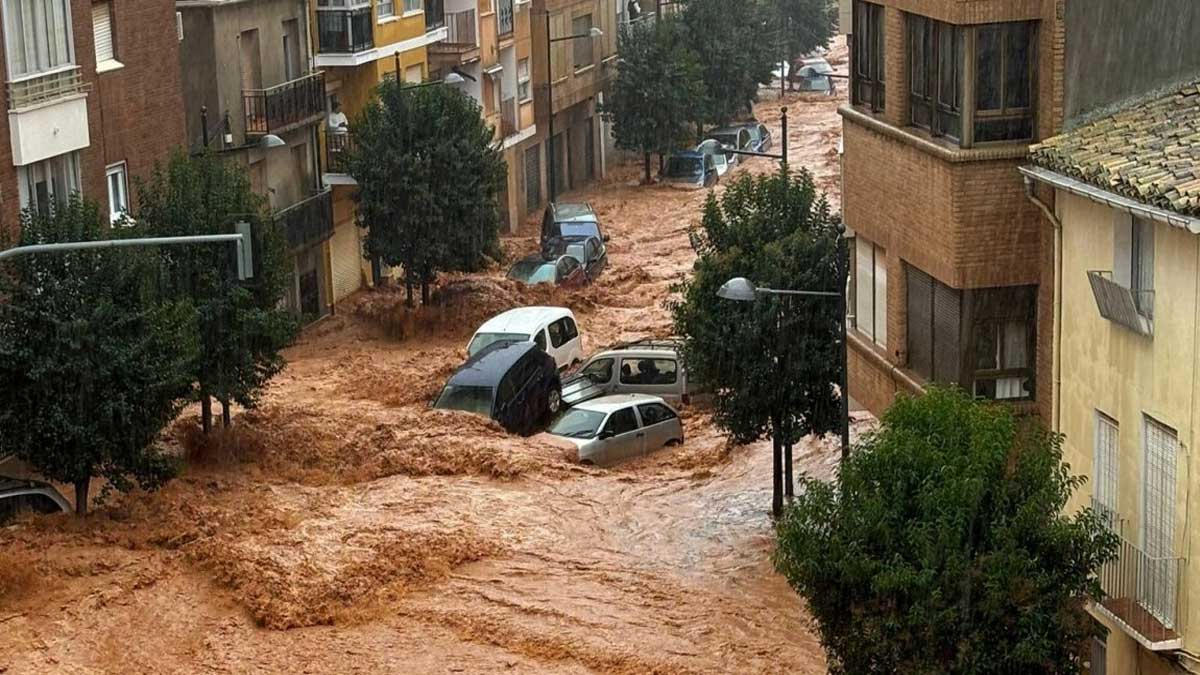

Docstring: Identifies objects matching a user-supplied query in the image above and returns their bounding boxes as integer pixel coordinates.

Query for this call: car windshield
[560,221,601,239]
[666,157,703,177]
[434,385,495,417]
[549,408,609,439]
[468,332,529,355]
[509,261,558,285]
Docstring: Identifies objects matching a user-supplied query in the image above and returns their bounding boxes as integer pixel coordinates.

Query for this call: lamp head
[443,72,466,84]
[717,277,758,302]
[589,27,604,37]
[260,134,286,149]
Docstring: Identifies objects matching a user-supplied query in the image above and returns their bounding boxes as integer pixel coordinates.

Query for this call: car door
[559,316,582,364]
[758,124,771,151]
[615,356,683,405]
[509,355,541,433]
[545,318,569,368]
[636,402,680,450]
[559,257,585,288]
[595,406,643,464]
[562,356,614,406]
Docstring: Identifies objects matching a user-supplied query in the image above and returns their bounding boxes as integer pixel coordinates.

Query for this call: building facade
[0,0,184,234]
[179,0,333,321]
[840,0,1064,420]
[314,0,446,303]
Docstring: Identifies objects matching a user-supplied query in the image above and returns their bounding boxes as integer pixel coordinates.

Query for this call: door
[636,402,679,449]
[330,222,364,302]
[1141,416,1179,627]
[282,19,301,81]
[545,317,580,368]
[240,29,263,91]
[595,407,643,464]
[616,357,681,403]
[562,357,615,405]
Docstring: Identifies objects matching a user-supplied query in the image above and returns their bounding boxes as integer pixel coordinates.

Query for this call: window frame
[19,151,81,216]
[851,0,885,113]
[92,1,119,68]
[403,0,422,15]
[377,0,395,19]
[1093,411,1119,530]
[603,407,639,436]
[517,57,531,102]
[972,21,1036,143]
[105,161,129,224]
[572,14,593,71]
[852,237,887,348]
[3,0,76,81]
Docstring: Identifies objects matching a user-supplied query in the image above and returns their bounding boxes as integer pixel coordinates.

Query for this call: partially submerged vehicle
[468,307,585,370]
[434,341,563,435]
[561,340,695,408]
[547,394,684,466]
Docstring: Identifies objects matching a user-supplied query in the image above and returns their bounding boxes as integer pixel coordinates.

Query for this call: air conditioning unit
[176,11,184,41]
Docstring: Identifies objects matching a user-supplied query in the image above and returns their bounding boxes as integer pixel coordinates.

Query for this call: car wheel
[547,387,563,416]
[666,438,683,447]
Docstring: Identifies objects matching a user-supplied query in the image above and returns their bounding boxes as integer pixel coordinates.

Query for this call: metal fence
[275,188,334,252]
[497,0,514,36]
[440,8,477,47]
[325,130,354,175]
[1097,531,1183,646]
[7,66,87,110]
[316,8,374,54]
[243,72,325,136]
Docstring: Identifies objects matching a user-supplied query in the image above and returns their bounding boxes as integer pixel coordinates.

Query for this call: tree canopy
[0,197,197,513]
[679,0,777,128]
[348,80,506,305]
[136,150,297,433]
[778,0,838,67]
[775,387,1119,674]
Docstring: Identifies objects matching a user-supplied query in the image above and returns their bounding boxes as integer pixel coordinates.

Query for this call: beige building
[1026,81,1200,674]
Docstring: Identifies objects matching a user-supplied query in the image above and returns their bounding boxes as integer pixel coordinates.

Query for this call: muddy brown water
[0,56,860,674]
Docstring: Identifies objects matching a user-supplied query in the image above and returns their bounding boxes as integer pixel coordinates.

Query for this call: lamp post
[544,19,603,202]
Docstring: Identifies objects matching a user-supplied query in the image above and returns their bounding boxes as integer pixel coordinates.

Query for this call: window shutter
[93,3,114,62]
[932,280,961,384]
[906,266,933,379]
[177,12,184,41]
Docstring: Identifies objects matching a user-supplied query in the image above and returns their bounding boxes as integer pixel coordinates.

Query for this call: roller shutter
[330,221,363,302]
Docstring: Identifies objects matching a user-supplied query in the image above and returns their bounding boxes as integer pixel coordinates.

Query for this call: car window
[548,319,567,348]
[582,358,614,383]
[585,239,599,261]
[619,358,679,385]
[637,402,678,426]
[563,317,578,341]
[602,407,639,436]
[534,330,547,351]
[561,257,580,277]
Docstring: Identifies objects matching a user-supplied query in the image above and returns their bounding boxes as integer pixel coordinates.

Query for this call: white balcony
[7,67,90,167]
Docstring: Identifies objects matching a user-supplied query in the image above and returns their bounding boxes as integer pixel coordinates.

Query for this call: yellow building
[312,0,447,302]
[1025,81,1200,674]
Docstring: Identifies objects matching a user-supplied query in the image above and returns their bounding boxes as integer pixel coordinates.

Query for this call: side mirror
[599,429,616,440]
[602,235,611,243]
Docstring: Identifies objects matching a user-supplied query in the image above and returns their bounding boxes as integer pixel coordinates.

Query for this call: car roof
[477,306,575,333]
[448,341,539,387]
[591,347,680,360]
[802,57,833,71]
[0,475,70,511]
[707,127,747,136]
[671,150,704,160]
[574,393,668,413]
[551,202,596,223]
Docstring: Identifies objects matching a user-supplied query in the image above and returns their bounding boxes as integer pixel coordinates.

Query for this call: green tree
[775,387,1119,674]
[136,150,297,433]
[778,0,838,76]
[670,167,845,515]
[0,197,197,514]
[348,80,505,306]
[603,18,706,183]
[680,0,776,128]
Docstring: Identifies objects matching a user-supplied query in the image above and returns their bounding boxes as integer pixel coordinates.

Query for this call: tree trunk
[643,152,652,184]
[201,395,213,435]
[74,478,90,516]
[784,436,794,500]
[771,417,783,518]
[405,272,415,309]
[421,277,431,305]
[221,398,232,428]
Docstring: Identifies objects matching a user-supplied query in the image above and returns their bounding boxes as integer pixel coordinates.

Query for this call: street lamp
[544,18,603,202]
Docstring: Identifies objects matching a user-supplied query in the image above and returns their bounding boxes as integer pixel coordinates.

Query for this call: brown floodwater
[0,49,860,675]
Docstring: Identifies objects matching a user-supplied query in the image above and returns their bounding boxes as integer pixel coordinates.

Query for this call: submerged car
[548,394,684,466]
[795,57,834,94]
[468,306,584,370]
[695,139,732,176]
[541,202,609,249]
[0,475,70,523]
[662,151,717,190]
[561,340,694,408]
[543,234,607,282]
[507,254,588,288]
[735,121,772,153]
[704,127,753,166]
[434,341,562,435]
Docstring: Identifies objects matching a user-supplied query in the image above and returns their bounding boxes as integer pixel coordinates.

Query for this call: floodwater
[0,47,858,675]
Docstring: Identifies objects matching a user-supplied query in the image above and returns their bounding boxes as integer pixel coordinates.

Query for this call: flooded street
[0,58,855,674]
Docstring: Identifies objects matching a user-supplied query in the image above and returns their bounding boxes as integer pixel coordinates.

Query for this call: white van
[468,307,585,370]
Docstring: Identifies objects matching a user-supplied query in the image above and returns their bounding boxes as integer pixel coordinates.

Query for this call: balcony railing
[497,0,514,37]
[275,188,334,252]
[1087,270,1154,337]
[325,129,354,175]
[500,97,518,137]
[1096,530,1184,650]
[425,0,445,31]
[317,7,374,54]
[243,72,326,137]
[7,66,87,110]
[431,9,477,50]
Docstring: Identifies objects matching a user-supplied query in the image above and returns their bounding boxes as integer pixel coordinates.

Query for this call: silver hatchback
[547,394,684,466]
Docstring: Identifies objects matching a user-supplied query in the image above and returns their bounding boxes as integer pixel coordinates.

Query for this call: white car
[547,394,684,466]
[467,306,585,370]
[695,139,731,176]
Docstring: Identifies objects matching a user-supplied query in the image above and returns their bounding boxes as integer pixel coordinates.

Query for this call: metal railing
[497,0,514,37]
[316,7,374,54]
[275,188,333,251]
[7,66,87,110]
[424,0,445,31]
[435,8,477,48]
[243,72,326,136]
[500,97,518,137]
[1096,530,1184,648]
[1087,270,1154,337]
[325,129,354,175]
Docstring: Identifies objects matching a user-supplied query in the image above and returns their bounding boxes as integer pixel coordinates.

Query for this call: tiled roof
[1030,80,1200,217]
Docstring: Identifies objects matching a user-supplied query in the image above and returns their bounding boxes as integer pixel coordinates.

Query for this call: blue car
[661,150,718,190]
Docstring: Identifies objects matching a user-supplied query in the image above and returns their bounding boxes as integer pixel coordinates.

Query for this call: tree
[136,150,297,433]
[671,167,845,515]
[348,80,505,306]
[0,197,198,514]
[680,0,776,129]
[775,387,1119,674]
[602,18,706,183]
[778,0,838,74]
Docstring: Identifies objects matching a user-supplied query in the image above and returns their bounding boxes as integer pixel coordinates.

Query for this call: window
[548,318,567,347]
[1093,412,1119,530]
[405,63,423,83]
[908,16,962,139]
[851,1,884,112]
[105,162,128,224]
[853,237,887,347]
[619,359,678,385]
[637,402,677,426]
[517,57,531,101]
[378,0,394,18]
[19,151,80,216]
[974,22,1035,142]
[4,0,73,79]
[906,265,962,386]
[1132,217,1155,319]
[1142,416,1179,627]
[534,330,547,351]
[282,19,301,80]
[602,408,639,436]
[404,0,421,13]
[572,14,593,70]
[1089,634,1107,675]
[581,358,613,384]
[92,2,117,67]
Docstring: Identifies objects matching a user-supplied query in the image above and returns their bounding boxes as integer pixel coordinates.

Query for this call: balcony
[324,129,356,183]
[429,9,478,56]
[275,188,334,252]
[6,66,90,167]
[316,7,374,55]
[500,97,518,137]
[243,72,326,138]
[1095,529,1184,651]
[425,0,445,32]
[1087,270,1154,337]
[497,0,514,37]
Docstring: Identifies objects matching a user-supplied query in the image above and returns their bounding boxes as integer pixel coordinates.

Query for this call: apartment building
[179,0,333,321]
[314,0,446,302]
[840,0,1063,419]
[427,0,539,229]
[0,0,184,234]
[531,0,617,205]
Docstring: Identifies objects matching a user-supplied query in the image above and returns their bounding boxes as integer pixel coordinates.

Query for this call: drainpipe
[1024,176,1063,434]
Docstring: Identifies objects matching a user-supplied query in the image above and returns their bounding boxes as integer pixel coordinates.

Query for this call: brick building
[0,0,184,234]
[840,0,1064,420]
